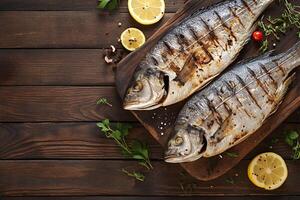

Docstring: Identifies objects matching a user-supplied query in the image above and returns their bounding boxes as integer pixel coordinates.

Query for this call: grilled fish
[123,0,274,110]
[165,41,300,163]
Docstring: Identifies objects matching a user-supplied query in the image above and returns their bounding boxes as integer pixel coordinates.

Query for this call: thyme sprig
[97,98,112,107]
[97,119,153,181]
[258,0,300,52]
[122,169,145,182]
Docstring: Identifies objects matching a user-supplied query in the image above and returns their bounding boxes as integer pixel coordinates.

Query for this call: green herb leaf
[284,130,300,159]
[225,152,239,158]
[97,0,110,9]
[225,177,235,184]
[271,138,279,145]
[97,98,112,107]
[287,130,299,140]
[258,0,300,52]
[97,0,119,10]
[122,169,145,182]
[96,118,153,179]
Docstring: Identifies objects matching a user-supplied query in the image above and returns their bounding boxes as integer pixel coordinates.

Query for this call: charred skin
[165,42,300,163]
[124,0,275,110]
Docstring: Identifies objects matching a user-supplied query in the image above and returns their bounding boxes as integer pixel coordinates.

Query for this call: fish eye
[133,81,143,92]
[175,136,183,145]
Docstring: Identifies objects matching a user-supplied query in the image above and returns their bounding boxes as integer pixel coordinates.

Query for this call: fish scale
[165,42,300,163]
[123,0,274,110]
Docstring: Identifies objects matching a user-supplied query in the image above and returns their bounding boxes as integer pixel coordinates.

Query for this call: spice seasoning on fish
[165,41,300,163]
[123,0,275,110]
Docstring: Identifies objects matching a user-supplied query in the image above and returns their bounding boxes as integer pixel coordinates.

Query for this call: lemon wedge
[128,0,165,25]
[248,152,288,190]
[120,28,146,51]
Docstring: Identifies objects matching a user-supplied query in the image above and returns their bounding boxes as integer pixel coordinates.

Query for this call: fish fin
[265,73,296,118]
[280,41,300,73]
[235,49,275,67]
[275,72,296,103]
[174,54,197,85]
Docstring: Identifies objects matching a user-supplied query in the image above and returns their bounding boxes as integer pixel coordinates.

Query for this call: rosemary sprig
[258,0,300,52]
[122,169,145,182]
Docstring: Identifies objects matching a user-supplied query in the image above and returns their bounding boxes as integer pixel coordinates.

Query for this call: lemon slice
[120,28,146,51]
[248,152,288,190]
[128,0,165,25]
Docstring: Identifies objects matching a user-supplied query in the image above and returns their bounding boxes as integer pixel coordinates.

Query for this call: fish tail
[281,41,300,73]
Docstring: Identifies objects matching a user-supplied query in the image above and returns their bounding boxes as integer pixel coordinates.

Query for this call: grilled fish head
[123,68,167,110]
[165,120,207,163]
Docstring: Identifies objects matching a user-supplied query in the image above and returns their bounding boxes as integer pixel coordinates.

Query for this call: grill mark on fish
[273,60,286,76]
[213,87,232,115]
[157,1,257,78]
[203,96,223,125]
[251,0,258,5]
[151,56,159,66]
[200,17,223,50]
[188,26,214,64]
[234,73,262,110]
[163,41,174,55]
[169,61,181,75]
[259,63,278,88]
[174,54,197,85]
[188,26,200,41]
[246,67,273,100]
[223,80,251,117]
[228,6,245,28]
[241,0,255,16]
[214,11,237,42]
[160,52,168,64]
[176,34,190,47]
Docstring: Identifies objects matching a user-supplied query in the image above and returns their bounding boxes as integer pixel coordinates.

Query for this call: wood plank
[0,123,163,159]
[0,86,135,122]
[0,160,299,196]
[0,0,185,12]
[0,122,298,160]
[0,86,299,122]
[3,196,300,200]
[0,49,116,86]
[0,12,172,48]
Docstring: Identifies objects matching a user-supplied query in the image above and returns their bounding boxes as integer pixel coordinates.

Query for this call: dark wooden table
[0,0,299,199]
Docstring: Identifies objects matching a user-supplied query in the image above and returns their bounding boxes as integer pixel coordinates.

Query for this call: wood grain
[0,0,186,12]
[0,49,116,86]
[0,160,300,196]
[0,12,172,48]
[3,197,300,200]
[0,86,134,122]
[0,86,298,123]
[0,122,163,159]
[0,122,298,160]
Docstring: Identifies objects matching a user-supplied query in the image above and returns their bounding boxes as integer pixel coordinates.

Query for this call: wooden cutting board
[116,0,300,181]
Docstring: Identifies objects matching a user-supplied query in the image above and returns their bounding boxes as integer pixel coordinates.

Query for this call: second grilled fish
[123,0,274,110]
[165,41,300,163]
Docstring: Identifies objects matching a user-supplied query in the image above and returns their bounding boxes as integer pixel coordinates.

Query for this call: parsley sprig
[97,119,153,180]
[258,0,300,52]
[284,130,300,160]
[97,0,119,10]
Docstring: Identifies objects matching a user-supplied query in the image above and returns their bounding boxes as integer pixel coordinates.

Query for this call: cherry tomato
[252,31,264,42]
